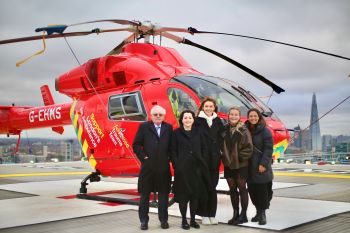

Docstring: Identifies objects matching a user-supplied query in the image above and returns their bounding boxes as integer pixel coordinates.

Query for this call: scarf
[229,121,243,135]
[198,110,217,127]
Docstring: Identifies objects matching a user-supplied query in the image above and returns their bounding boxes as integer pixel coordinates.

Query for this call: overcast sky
[0,0,349,139]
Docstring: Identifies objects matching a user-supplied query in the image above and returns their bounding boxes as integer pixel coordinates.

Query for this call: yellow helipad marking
[0,172,90,178]
[275,172,350,179]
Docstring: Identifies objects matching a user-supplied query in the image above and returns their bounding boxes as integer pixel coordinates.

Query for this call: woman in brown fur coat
[222,107,253,225]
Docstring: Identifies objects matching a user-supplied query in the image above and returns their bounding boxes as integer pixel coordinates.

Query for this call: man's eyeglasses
[152,113,164,117]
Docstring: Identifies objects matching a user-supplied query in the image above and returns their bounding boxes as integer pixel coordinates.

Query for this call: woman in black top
[245,108,274,225]
[171,110,210,230]
[195,97,224,225]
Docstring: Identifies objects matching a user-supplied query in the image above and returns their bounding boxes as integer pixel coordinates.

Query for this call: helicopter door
[167,87,199,122]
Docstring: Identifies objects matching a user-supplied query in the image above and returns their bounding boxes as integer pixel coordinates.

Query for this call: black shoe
[259,210,266,225]
[182,220,190,230]
[140,222,148,230]
[236,212,248,224]
[190,220,200,229]
[161,222,169,229]
[251,209,260,222]
[228,209,239,225]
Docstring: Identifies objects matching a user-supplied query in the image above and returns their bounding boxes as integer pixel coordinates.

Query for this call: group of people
[132,97,274,230]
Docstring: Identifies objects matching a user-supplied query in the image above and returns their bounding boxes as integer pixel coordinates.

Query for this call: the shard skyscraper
[310,93,322,151]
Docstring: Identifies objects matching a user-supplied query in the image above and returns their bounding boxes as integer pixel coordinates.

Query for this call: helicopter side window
[108,92,147,121]
[168,88,198,121]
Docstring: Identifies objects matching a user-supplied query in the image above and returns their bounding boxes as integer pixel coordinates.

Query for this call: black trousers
[202,170,219,217]
[139,192,169,223]
[248,182,272,210]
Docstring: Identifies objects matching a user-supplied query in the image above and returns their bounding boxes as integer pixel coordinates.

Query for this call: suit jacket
[132,121,173,194]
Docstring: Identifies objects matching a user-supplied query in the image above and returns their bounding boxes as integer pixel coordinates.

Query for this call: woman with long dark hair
[171,110,210,230]
[246,108,274,225]
[222,107,253,225]
[195,97,224,225]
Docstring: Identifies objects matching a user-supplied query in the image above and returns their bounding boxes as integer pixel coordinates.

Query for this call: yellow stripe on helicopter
[273,139,289,159]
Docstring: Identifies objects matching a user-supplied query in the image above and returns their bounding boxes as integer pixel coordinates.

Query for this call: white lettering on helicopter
[82,115,98,148]
[109,127,123,147]
[109,125,130,148]
[29,107,61,123]
[90,113,105,139]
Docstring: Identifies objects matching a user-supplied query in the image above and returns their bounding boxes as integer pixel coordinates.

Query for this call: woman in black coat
[171,110,210,230]
[195,97,224,225]
[245,108,274,225]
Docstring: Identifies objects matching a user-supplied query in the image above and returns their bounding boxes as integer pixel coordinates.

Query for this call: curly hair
[198,96,218,115]
[179,110,196,128]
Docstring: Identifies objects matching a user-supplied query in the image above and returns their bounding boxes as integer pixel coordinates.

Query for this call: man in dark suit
[133,105,173,230]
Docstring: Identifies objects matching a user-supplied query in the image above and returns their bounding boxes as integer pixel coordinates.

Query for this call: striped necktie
[156,126,161,137]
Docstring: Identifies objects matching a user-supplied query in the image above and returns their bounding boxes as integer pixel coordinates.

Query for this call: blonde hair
[228,107,241,116]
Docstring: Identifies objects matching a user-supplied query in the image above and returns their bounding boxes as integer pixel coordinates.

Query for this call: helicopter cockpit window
[108,92,147,121]
[171,75,252,115]
[168,88,198,121]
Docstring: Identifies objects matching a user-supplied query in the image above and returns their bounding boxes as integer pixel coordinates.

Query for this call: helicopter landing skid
[78,170,101,194]
[76,171,175,207]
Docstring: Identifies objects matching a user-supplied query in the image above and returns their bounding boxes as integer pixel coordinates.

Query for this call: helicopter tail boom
[0,103,72,135]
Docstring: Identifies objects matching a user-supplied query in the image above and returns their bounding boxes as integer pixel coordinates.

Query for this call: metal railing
[279,152,349,164]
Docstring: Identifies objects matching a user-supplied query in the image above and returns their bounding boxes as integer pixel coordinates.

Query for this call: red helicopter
[1,20,347,195]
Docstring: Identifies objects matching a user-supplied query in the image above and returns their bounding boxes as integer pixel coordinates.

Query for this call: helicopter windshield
[171,75,254,115]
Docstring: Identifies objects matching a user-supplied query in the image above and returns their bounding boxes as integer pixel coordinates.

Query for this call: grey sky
[0,0,349,138]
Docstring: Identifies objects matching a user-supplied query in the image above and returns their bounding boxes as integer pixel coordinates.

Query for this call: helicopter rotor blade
[68,19,141,27]
[182,38,285,94]
[160,32,183,43]
[160,32,284,94]
[187,28,350,61]
[156,27,189,33]
[0,28,132,45]
[34,20,141,35]
[107,33,138,55]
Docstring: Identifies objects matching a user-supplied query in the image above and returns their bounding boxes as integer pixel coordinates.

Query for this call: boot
[182,219,190,230]
[236,210,248,224]
[251,209,260,222]
[190,219,200,229]
[259,210,266,225]
[228,209,239,225]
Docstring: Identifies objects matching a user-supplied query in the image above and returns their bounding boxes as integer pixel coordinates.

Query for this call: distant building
[60,140,74,161]
[293,125,302,148]
[43,145,48,157]
[322,135,332,152]
[301,129,311,151]
[309,93,322,151]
